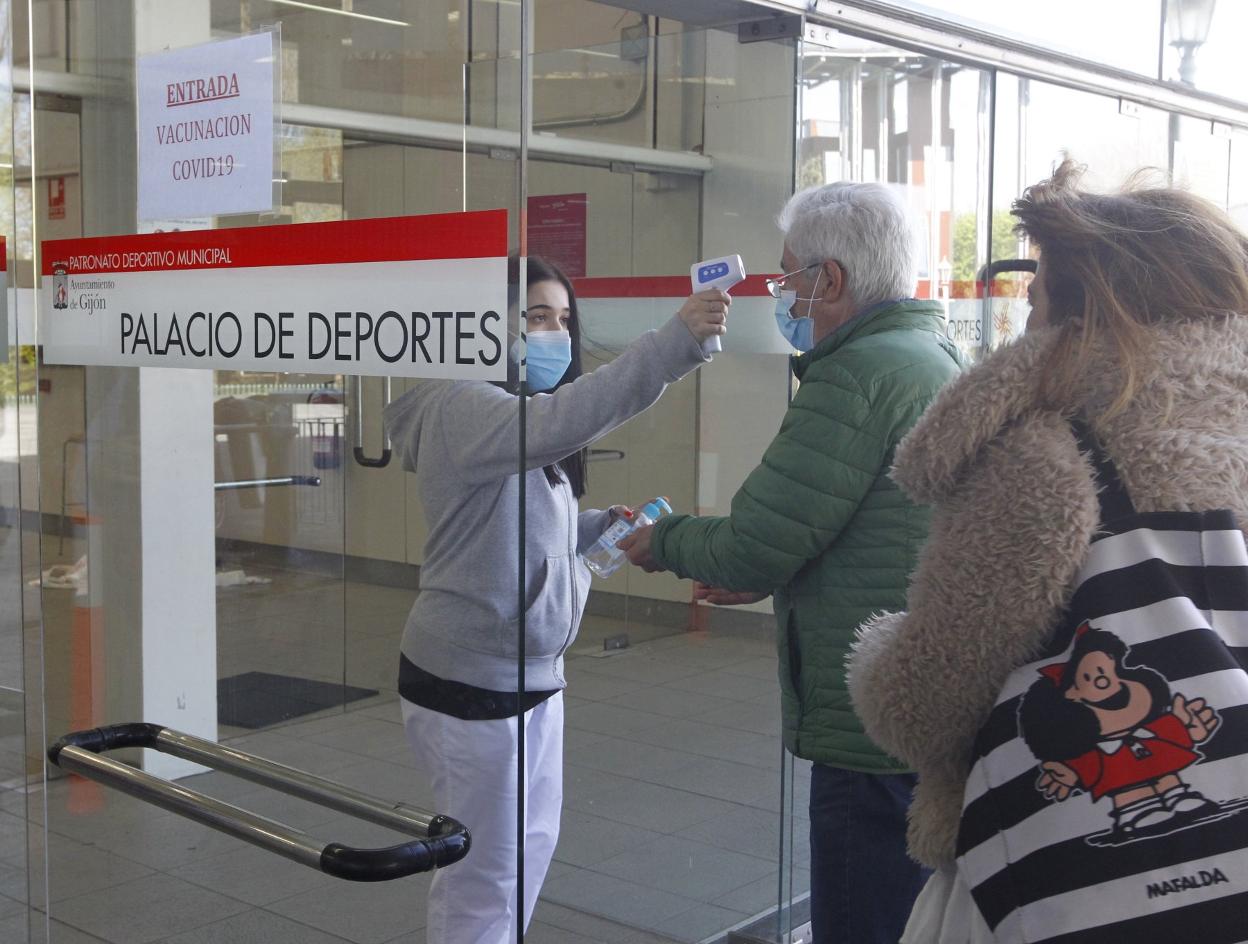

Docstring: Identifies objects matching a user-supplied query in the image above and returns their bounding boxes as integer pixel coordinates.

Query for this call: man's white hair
[777,182,917,311]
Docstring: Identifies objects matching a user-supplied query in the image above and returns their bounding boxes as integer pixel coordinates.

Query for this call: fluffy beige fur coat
[846,314,1248,868]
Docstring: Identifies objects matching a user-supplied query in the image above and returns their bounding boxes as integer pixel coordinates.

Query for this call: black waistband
[398,653,558,721]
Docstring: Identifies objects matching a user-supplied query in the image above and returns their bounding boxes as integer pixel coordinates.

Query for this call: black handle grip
[320,815,470,881]
[353,446,392,468]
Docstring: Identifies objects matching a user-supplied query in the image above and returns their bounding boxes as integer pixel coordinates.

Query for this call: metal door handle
[586,449,626,463]
[48,724,470,881]
[353,376,393,468]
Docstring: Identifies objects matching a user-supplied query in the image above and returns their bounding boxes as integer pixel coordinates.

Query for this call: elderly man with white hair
[622,181,963,944]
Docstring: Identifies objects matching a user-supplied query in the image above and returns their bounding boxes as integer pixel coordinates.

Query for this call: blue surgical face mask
[510,330,572,391]
[774,289,816,352]
[773,269,824,352]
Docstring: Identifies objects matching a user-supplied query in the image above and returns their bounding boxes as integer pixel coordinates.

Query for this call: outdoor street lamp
[1167,0,1216,87]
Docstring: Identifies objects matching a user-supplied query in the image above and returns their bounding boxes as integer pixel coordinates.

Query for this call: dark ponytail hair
[521,255,587,498]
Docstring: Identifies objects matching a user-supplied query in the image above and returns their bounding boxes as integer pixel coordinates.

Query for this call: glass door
[20,1,524,942]
[513,13,804,944]
[0,1,27,939]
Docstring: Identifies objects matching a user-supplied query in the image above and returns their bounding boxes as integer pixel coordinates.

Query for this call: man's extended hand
[619,525,663,572]
[693,582,770,606]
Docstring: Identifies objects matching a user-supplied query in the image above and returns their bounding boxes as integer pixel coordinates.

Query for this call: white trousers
[401,692,564,944]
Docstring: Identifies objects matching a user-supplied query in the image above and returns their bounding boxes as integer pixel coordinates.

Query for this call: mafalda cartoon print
[1018,623,1242,846]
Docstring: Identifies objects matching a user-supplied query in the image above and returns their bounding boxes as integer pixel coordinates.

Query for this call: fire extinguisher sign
[39,210,509,379]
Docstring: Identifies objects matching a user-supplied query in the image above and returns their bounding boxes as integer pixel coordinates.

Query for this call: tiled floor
[8,568,811,943]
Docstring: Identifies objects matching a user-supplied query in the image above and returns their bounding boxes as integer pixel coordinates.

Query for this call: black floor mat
[218,672,378,729]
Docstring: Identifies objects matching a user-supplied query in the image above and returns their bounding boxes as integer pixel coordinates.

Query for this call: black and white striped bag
[956,421,1248,944]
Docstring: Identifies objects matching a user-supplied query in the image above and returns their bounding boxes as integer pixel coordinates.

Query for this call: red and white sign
[528,193,587,277]
[41,211,508,379]
[137,31,277,220]
[48,178,66,220]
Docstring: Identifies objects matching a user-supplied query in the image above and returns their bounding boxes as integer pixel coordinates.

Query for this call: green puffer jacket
[651,300,962,771]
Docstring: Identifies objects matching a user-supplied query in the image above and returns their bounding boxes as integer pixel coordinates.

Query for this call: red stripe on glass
[573,274,778,298]
[41,210,508,276]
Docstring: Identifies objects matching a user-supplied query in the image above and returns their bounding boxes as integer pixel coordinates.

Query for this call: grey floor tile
[539,869,699,930]
[264,875,430,944]
[169,842,336,906]
[222,785,345,832]
[564,781,739,834]
[0,811,28,848]
[642,902,750,943]
[553,810,664,868]
[561,667,653,703]
[562,703,669,741]
[562,727,609,752]
[177,769,272,805]
[38,833,154,903]
[50,873,250,944]
[320,758,432,809]
[49,917,114,943]
[591,835,775,903]
[304,718,413,768]
[52,807,248,873]
[563,654,702,687]
[712,868,811,916]
[562,765,629,805]
[718,657,780,681]
[0,892,26,919]
[530,900,654,944]
[348,698,404,725]
[162,907,354,943]
[564,739,691,783]
[0,858,27,903]
[644,756,783,808]
[627,718,779,771]
[0,911,27,943]
[677,807,808,868]
[658,668,777,702]
[520,918,604,944]
[690,699,780,737]
[266,709,365,740]
[601,687,739,722]
[217,731,363,776]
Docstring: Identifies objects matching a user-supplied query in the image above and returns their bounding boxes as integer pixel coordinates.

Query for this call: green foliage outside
[951,210,1023,283]
[0,346,36,400]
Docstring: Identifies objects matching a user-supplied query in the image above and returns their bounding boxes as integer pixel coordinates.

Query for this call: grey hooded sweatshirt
[382,315,708,693]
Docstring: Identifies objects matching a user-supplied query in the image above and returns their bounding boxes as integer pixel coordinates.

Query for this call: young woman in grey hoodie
[382,256,727,944]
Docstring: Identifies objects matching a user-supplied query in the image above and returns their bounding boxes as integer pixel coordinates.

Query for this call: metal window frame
[798,0,1248,130]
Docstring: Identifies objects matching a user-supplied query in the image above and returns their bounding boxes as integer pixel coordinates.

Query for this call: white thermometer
[690,254,745,354]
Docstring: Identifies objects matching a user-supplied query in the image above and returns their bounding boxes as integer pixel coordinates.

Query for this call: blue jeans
[808,764,931,944]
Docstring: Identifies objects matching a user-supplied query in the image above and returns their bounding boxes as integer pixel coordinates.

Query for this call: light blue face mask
[774,266,823,352]
[773,290,810,351]
[510,330,572,391]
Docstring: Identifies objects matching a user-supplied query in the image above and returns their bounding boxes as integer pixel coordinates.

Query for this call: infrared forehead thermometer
[690,254,745,354]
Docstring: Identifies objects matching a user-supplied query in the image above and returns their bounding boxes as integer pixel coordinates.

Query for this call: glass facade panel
[1161,0,1248,103]
[2,2,1247,943]
[884,0,1164,77]
[0,4,26,941]
[799,39,993,360]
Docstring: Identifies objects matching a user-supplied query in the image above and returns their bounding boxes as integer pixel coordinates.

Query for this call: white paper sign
[137,31,277,221]
[41,211,509,379]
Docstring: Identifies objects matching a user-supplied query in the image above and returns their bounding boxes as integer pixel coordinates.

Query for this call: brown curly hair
[1013,158,1248,417]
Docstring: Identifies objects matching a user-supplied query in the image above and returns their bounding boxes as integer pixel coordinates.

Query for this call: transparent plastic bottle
[582,497,673,578]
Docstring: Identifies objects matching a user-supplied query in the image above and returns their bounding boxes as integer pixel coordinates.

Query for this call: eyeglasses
[765,262,822,299]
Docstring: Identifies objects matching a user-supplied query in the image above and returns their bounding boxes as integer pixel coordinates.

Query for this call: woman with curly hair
[847,160,1248,942]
